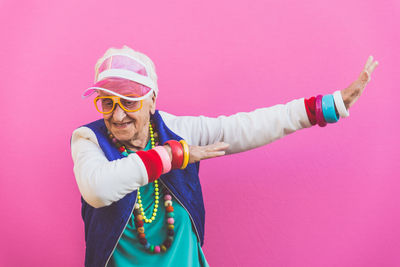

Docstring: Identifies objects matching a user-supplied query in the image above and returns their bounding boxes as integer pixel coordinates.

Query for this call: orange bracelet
[179,140,189,169]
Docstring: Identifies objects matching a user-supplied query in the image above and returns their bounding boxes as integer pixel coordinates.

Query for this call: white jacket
[71,97,316,208]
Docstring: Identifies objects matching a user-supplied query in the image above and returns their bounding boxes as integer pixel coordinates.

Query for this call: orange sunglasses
[94,94,143,114]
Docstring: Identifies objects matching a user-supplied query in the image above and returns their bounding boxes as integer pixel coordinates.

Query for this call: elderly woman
[71,45,378,267]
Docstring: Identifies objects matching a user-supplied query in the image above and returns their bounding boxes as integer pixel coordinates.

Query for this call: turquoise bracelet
[322,94,339,123]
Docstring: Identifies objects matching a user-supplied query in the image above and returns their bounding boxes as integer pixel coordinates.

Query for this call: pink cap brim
[82,77,154,101]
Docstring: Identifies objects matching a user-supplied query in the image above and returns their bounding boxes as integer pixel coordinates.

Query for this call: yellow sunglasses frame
[94,94,143,114]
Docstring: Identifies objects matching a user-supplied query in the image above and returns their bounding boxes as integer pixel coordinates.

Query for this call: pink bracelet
[152,146,172,174]
[315,95,327,127]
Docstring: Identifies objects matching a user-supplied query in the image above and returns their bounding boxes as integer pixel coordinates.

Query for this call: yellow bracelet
[179,140,189,169]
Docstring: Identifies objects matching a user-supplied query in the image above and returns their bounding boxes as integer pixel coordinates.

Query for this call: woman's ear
[150,92,157,115]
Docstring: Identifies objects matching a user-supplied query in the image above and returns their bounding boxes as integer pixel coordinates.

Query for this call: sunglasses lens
[120,98,141,112]
[95,98,114,113]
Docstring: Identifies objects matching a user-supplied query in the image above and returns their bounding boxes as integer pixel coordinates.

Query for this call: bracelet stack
[304,91,349,127]
[164,140,190,170]
[147,139,190,174]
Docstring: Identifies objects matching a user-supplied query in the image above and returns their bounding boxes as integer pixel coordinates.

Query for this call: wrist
[340,90,351,110]
[163,144,173,162]
[334,90,350,118]
[153,146,172,174]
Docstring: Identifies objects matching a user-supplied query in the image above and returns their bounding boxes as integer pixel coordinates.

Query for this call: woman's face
[99,90,156,144]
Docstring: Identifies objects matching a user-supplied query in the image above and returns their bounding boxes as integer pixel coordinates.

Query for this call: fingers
[368,60,379,74]
[364,55,374,70]
[202,150,226,160]
[192,142,230,161]
[364,55,379,73]
[202,142,229,159]
[206,142,230,152]
[360,55,379,83]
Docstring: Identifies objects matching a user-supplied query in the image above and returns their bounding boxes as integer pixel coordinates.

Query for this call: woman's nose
[112,104,126,121]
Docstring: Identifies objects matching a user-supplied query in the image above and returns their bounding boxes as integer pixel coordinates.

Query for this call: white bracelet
[333,90,349,118]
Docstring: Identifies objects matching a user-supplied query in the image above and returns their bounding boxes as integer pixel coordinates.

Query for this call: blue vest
[80,110,205,267]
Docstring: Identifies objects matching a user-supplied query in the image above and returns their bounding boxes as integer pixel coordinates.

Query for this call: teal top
[107,141,209,267]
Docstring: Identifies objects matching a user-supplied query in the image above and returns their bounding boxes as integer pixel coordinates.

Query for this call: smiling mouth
[112,121,133,128]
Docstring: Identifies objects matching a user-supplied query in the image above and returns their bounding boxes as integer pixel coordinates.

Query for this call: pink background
[1,0,399,266]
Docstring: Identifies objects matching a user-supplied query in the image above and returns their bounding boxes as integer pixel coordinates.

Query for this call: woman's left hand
[188,142,230,164]
[340,55,379,110]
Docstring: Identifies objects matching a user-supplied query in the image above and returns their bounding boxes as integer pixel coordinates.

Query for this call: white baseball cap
[82,46,158,101]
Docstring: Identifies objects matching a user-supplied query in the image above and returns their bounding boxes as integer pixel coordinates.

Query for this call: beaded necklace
[107,122,175,254]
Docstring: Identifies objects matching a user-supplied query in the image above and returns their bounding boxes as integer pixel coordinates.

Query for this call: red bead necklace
[107,122,175,253]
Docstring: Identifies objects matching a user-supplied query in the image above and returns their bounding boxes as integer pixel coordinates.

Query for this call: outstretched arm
[161,56,379,156]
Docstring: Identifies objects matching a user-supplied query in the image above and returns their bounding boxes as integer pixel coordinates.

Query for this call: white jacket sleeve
[159,97,312,154]
[71,97,312,208]
[71,127,148,208]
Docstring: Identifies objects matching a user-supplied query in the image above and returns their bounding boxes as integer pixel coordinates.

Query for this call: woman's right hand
[340,55,379,110]
[188,142,230,164]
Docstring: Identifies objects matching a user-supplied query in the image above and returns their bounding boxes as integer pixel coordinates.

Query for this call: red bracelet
[304,96,317,125]
[164,140,184,170]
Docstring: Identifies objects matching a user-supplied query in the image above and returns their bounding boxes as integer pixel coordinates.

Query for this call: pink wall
[1,0,399,266]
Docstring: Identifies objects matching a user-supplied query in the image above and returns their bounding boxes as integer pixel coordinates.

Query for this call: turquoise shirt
[107,141,209,267]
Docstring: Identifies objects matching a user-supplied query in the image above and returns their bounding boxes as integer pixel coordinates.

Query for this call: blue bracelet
[322,94,339,123]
